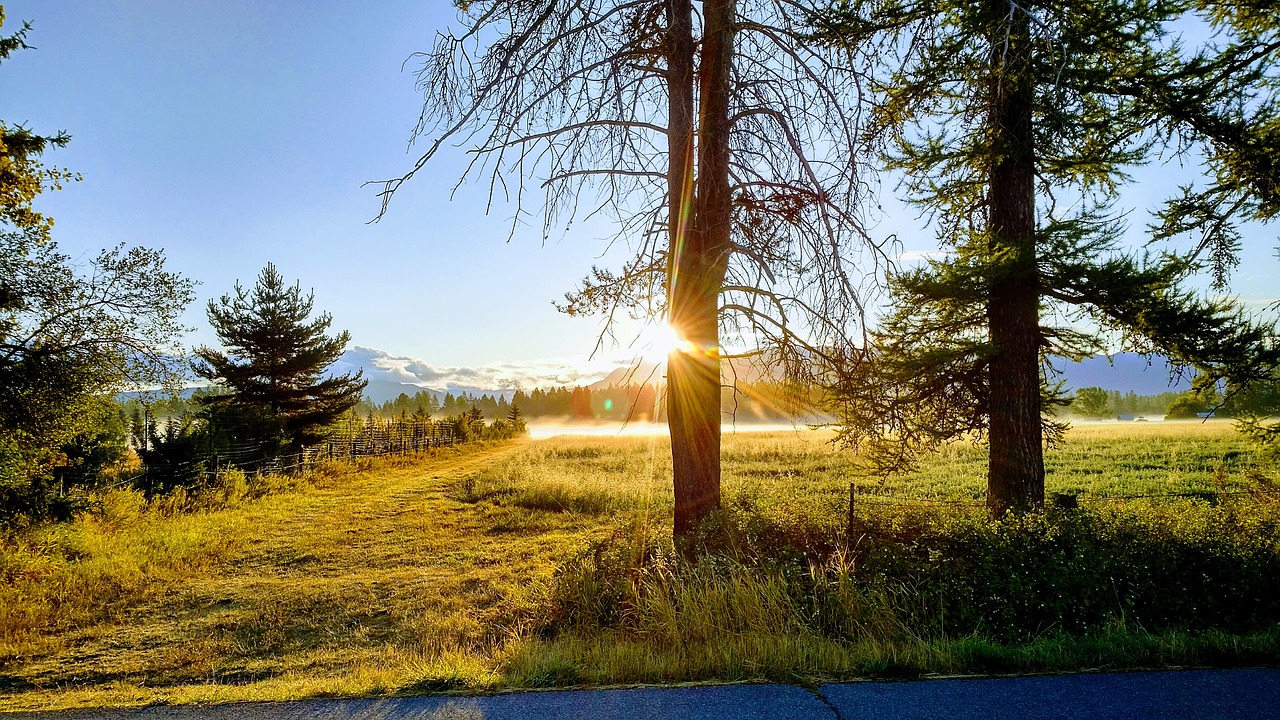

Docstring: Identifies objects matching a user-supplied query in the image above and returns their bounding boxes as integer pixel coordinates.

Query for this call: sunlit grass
[0,421,1275,711]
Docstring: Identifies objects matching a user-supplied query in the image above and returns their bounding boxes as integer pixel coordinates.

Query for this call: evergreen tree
[506,402,526,434]
[193,263,366,449]
[824,0,1279,514]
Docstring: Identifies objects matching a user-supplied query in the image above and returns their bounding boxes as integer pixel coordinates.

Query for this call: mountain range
[342,347,1193,404]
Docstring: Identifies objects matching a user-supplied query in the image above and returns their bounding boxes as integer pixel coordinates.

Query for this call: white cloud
[337,346,617,393]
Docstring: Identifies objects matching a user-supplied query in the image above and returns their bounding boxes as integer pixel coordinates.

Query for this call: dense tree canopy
[0,8,194,524]
[1071,387,1113,419]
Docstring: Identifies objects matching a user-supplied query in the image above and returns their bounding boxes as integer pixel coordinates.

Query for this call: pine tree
[506,402,526,434]
[193,263,366,449]
[822,0,1279,514]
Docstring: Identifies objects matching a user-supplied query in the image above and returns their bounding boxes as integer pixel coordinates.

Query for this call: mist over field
[525,420,821,440]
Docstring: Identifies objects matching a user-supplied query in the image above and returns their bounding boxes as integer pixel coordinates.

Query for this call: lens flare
[639,321,689,363]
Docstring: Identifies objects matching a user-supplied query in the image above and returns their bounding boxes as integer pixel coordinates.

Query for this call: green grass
[0,421,1276,711]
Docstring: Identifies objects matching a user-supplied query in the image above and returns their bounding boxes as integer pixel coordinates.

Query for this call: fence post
[847,482,856,543]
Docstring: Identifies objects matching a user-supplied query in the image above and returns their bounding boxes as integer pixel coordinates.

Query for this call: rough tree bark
[984,0,1043,515]
[666,0,737,541]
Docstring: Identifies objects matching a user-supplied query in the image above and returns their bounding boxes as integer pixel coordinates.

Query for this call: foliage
[1222,367,1280,451]
[505,402,525,434]
[0,9,76,245]
[1166,392,1210,419]
[193,263,366,450]
[0,11,194,526]
[546,499,1280,647]
[52,397,129,490]
[822,0,1280,511]
[854,503,1280,641]
[134,417,208,498]
[1071,387,1113,418]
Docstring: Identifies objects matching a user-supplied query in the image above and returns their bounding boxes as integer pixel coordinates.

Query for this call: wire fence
[843,482,1280,513]
[65,417,464,495]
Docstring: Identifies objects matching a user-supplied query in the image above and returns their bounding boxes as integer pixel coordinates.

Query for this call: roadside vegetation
[2,422,1277,711]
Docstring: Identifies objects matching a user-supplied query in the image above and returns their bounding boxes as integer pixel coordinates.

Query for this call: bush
[0,438,84,527]
[134,417,208,498]
[1166,393,1208,419]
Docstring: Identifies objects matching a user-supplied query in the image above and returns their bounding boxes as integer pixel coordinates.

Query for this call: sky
[2,1,1276,391]
[1,0,646,380]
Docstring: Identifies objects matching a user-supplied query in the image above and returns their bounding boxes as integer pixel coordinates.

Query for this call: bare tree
[373,0,880,546]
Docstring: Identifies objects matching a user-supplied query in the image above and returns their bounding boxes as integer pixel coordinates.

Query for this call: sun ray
[637,320,691,364]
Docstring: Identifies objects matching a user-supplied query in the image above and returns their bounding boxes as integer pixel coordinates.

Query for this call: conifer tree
[822,0,1279,514]
[194,263,366,449]
[506,402,526,433]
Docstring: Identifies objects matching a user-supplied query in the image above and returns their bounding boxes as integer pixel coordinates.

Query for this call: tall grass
[522,494,1280,685]
[1,423,1276,711]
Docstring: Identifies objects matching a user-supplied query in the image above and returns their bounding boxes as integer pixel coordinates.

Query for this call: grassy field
[1,421,1277,712]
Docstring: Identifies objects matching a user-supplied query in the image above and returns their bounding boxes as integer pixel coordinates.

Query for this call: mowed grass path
[1,421,1274,711]
[0,439,634,712]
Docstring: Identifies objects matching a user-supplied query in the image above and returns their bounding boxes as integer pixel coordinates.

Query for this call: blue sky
[1,0,635,376]
[2,2,1275,390]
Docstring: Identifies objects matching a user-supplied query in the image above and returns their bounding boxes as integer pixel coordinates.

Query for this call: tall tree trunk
[985,0,1043,516]
[666,0,734,544]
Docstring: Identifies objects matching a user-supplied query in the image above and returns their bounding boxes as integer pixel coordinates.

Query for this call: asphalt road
[7,668,1279,719]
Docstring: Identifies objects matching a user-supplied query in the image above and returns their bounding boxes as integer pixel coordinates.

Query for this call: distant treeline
[347,382,816,423]
[1104,390,1187,416]
[123,385,1207,424]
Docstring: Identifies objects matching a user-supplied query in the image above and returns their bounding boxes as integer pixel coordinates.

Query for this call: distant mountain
[359,376,515,405]
[589,362,664,390]
[588,356,773,390]
[1051,353,1192,394]
[338,347,1195,406]
[361,379,442,405]
[335,346,590,404]
[582,353,1195,395]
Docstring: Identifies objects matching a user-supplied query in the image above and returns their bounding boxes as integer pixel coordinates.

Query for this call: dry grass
[0,421,1274,711]
[0,440,608,711]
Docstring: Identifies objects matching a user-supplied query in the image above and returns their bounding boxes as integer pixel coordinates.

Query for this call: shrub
[543,499,1280,645]
[134,417,208,498]
[1166,393,1208,419]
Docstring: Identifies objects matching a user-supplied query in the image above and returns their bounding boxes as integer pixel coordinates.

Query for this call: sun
[637,321,687,364]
